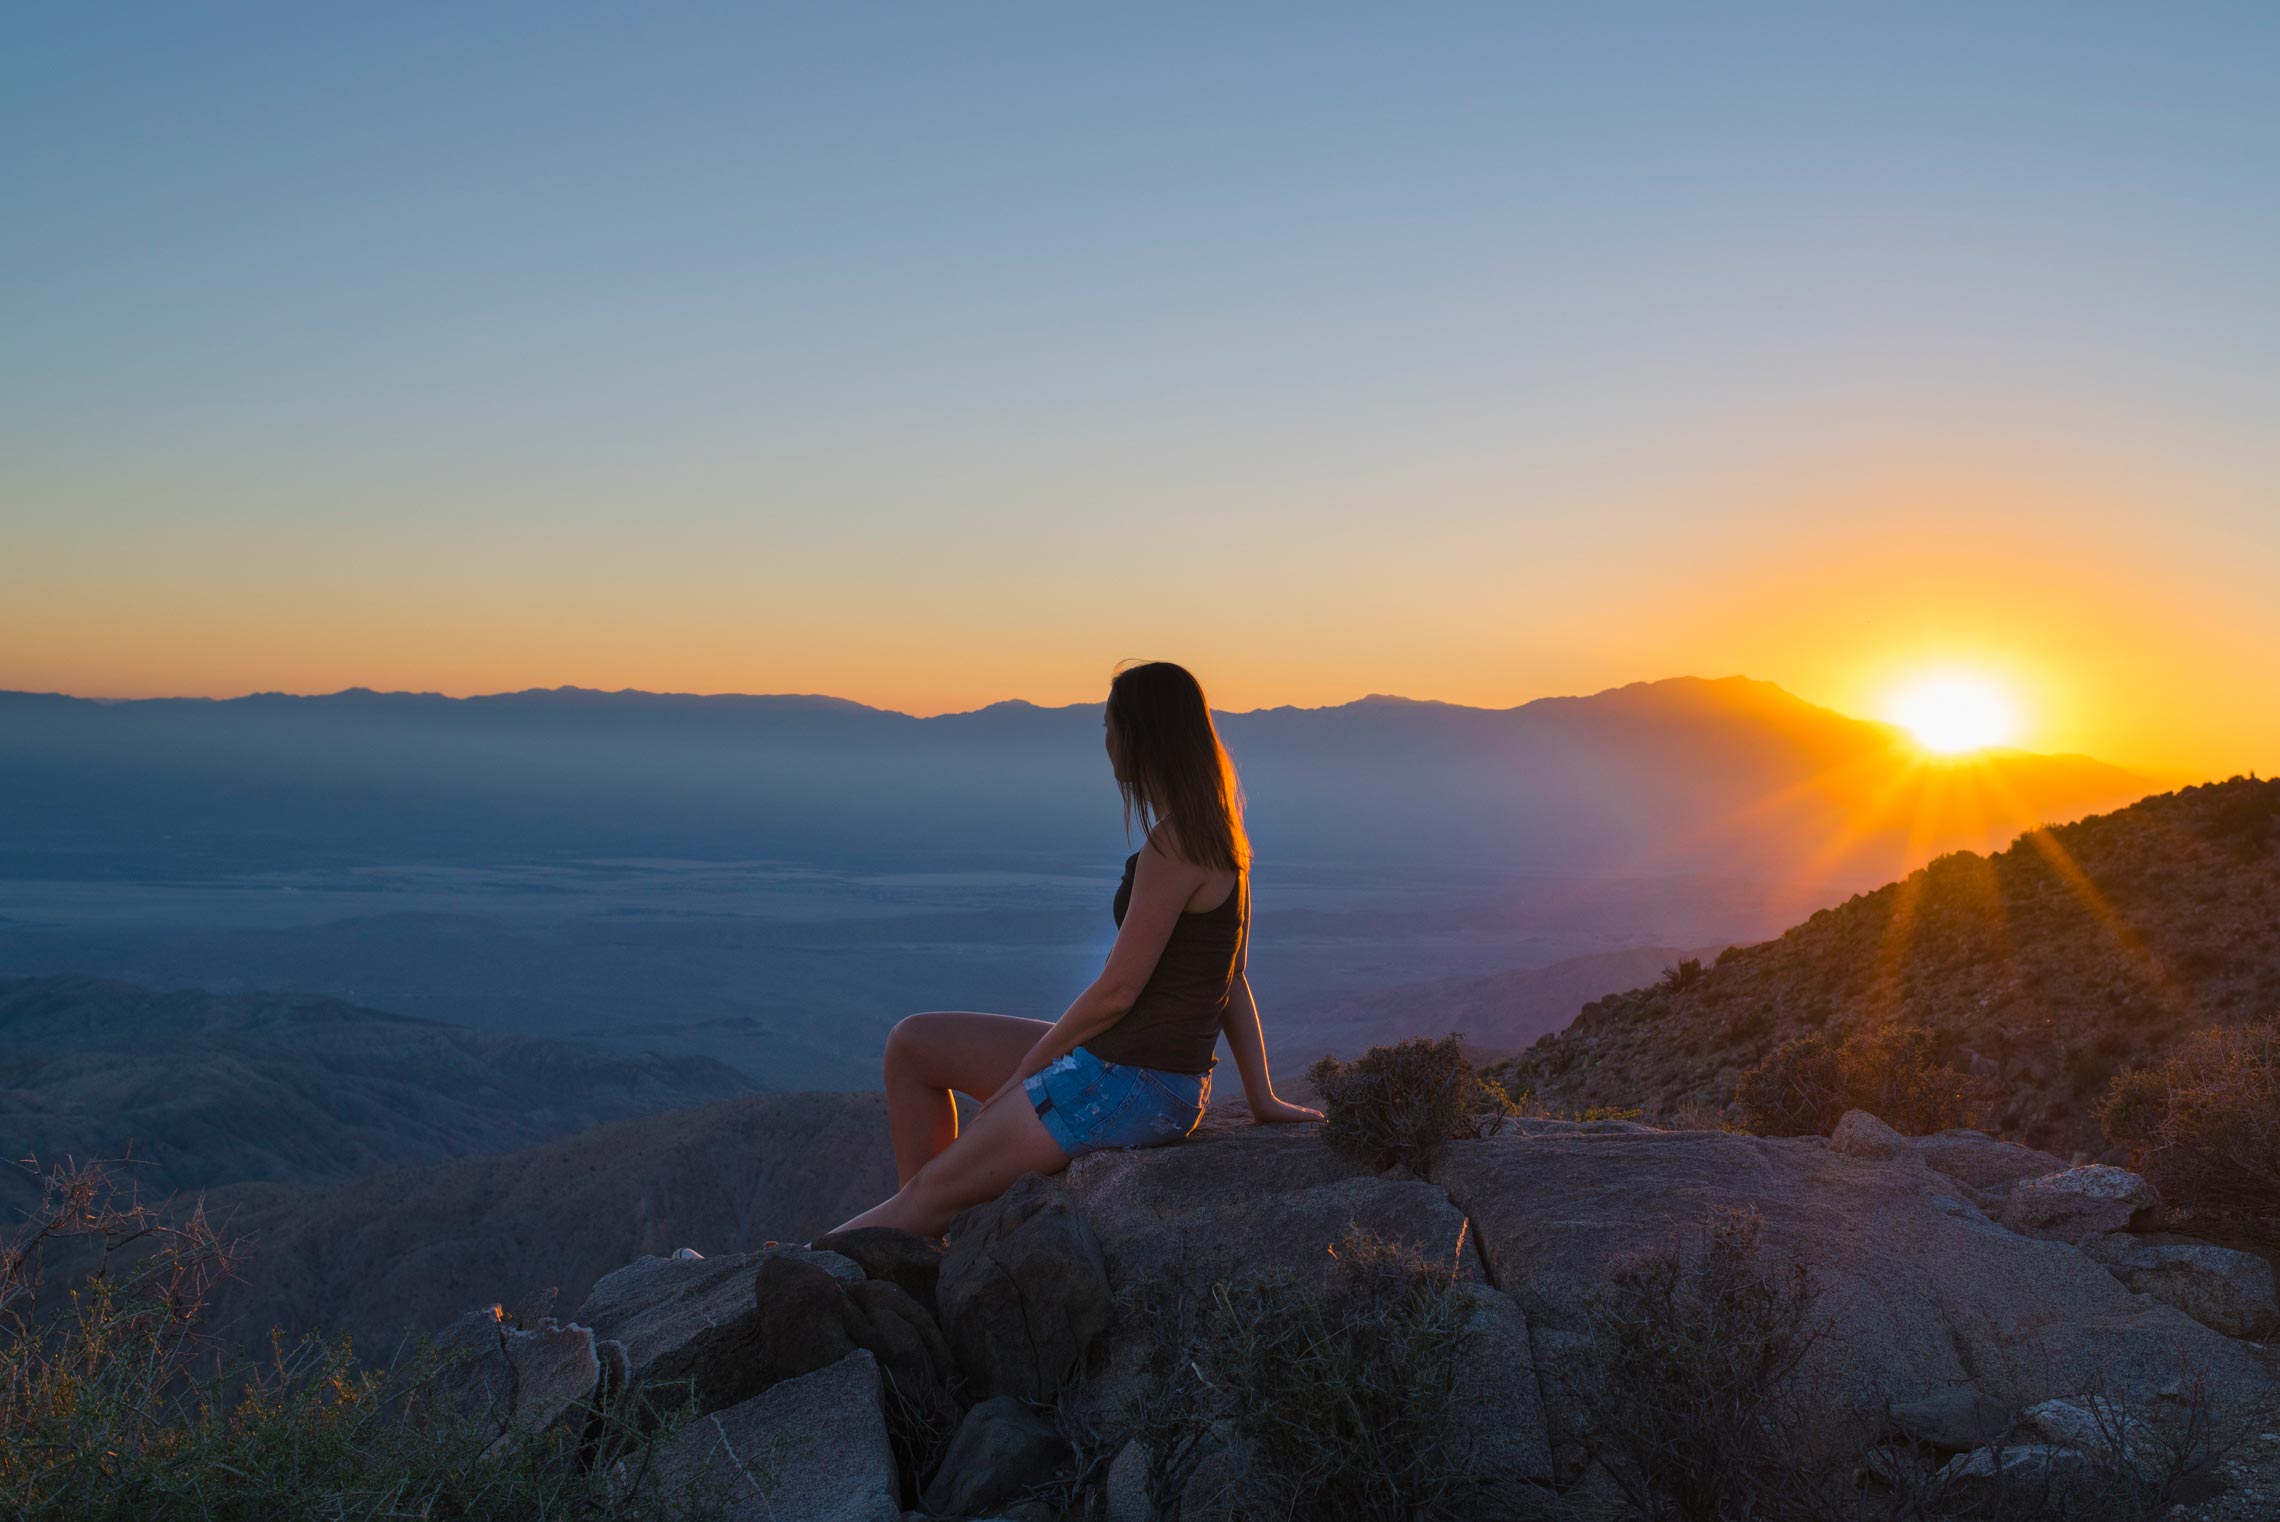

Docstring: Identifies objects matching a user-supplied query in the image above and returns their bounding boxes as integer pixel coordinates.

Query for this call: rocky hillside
[201,1090,897,1358]
[0,975,758,1215]
[1499,776,2280,1155]
[427,1108,2277,1520]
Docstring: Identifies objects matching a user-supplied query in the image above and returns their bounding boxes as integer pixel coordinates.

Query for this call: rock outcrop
[939,1173,1113,1404]
[1434,1119,2269,1482]
[424,1106,2274,1521]
[2108,1242,2280,1340]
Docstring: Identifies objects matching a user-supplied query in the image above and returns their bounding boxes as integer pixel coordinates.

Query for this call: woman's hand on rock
[1250,1095,1324,1125]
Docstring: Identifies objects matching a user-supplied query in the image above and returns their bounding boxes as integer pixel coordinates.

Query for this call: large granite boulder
[1062,1111,1481,1291]
[2109,1243,2280,1340]
[649,1349,899,1522]
[940,1173,1113,1403]
[1430,1128,2269,1460]
[1058,1114,1536,1491]
[573,1245,861,1371]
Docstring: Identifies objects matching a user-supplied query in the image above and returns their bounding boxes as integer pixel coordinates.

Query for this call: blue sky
[4,4,2276,772]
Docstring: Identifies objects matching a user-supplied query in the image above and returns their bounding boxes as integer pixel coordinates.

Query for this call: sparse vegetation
[1582,1208,1836,1522]
[0,1157,718,1522]
[1308,1034,1514,1172]
[1122,1227,1488,1522]
[1734,1024,1996,1137]
[2099,1019,2280,1225]
[1516,776,2280,1154]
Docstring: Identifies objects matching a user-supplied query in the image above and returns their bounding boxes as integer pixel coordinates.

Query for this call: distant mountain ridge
[0,674,2146,889]
[0,976,758,1216]
[1500,775,2280,1155]
[1299,943,1724,1063]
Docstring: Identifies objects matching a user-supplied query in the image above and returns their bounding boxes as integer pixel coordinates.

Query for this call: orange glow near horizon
[1,444,2271,783]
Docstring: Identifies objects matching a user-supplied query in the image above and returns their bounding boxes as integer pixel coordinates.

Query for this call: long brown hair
[1105,661,1250,874]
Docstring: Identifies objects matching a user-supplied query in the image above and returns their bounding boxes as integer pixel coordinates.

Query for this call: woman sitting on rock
[826,660,1322,1240]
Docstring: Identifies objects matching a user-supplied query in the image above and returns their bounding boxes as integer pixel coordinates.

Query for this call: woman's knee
[882,1011,945,1082]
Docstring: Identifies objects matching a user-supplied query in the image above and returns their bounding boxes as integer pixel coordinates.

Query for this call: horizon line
[0,671,1812,721]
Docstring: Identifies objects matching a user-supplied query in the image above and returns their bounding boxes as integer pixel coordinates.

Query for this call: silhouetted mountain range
[1,676,2143,886]
[1300,943,1721,1062]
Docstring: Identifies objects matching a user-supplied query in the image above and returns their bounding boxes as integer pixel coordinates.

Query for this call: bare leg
[880,1011,1051,1185]
[828,1083,1071,1238]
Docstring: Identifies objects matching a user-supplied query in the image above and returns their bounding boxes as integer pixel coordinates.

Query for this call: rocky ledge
[428,1108,2277,1520]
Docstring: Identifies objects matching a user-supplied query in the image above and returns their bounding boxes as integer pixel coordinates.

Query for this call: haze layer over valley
[0,675,2140,1089]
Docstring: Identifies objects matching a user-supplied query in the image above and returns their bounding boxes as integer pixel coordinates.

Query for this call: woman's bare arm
[1223,973,1323,1123]
[974,834,1200,1111]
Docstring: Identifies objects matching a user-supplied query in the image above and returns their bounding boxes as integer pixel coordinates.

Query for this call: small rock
[1886,1385,2011,1453]
[2020,1397,2158,1480]
[1103,1437,1152,1522]
[844,1277,958,1437]
[639,1254,860,1413]
[2111,1244,2280,1340]
[1178,1420,1257,1522]
[575,1245,861,1371]
[1999,1165,2161,1242]
[813,1226,946,1318]
[921,1396,1069,1517]
[433,1310,600,1435]
[651,1349,899,1522]
[1937,1443,2103,1510]
[1908,1130,2071,1202]
[1830,1110,1909,1161]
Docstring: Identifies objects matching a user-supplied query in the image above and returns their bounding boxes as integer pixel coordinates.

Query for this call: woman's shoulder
[1142,818,1246,875]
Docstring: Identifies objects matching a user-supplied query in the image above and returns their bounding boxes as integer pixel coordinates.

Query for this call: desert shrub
[2098,1021,2280,1223]
[1,1157,717,1522]
[1660,957,1707,993]
[2199,776,2278,856]
[1723,1006,1774,1043]
[1732,1034,1848,1136]
[2062,1029,2134,1099]
[1734,1025,1995,1137]
[1201,1229,1486,1521]
[1583,1209,1832,1522]
[1308,1034,1513,1172]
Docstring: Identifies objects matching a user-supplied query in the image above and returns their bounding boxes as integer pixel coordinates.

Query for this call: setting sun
[1888,673,2020,755]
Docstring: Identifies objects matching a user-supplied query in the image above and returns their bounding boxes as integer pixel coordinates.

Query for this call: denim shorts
[1023,1044,1212,1158]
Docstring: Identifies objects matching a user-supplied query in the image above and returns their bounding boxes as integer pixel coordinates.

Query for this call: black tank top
[1084,850,1247,1075]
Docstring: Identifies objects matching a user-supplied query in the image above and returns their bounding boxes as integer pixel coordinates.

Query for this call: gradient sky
[4,4,2276,777]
